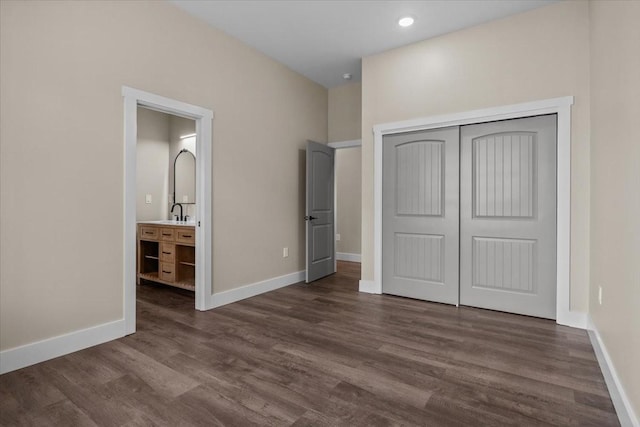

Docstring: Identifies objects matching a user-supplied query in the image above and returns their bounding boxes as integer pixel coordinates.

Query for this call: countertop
[137,220,196,228]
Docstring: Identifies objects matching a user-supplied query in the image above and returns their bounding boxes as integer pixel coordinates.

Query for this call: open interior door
[306,140,336,283]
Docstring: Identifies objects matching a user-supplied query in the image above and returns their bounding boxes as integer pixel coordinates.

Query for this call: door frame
[370,96,582,328]
[122,86,214,335]
[328,139,362,268]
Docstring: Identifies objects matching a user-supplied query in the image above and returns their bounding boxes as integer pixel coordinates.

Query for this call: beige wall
[136,107,170,221]
[589,0,640,416]
[0,0,327,350]
[361,1,591,312]
[329,83,362,256]
[328,83,362,142]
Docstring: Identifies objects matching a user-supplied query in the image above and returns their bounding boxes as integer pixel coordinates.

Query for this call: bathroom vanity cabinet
[137,222,195,291]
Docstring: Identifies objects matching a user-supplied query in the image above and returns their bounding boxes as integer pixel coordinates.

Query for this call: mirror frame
[173,148,196,205]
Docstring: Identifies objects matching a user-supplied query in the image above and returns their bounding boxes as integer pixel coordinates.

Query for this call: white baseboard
[336,252,361,263]
[587,315,638,427]
[359,279,380,294]
[208,270,305,309]
[557,309,588,329]
[0,319,126,375]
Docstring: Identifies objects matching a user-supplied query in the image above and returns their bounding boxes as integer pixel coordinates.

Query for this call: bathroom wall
[328,82,362,257]
[0,0,327,351]
[168,115,196,220]
[136,107,171,221]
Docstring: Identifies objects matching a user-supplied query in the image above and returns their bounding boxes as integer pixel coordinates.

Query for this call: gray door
[306,140,336,283]
[460,115,557,319]
[382,127,459,304]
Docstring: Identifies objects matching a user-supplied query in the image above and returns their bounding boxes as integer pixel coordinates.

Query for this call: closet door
[460,115,557,319]
[382,127,459,304]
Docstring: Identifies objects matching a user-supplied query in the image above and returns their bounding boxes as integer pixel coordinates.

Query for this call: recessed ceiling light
[398,16,414,28]
[343,73,352,80]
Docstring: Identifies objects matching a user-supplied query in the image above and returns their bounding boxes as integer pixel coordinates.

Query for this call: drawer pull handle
[144,231,153,234]
[162,270,171,274]
[182,235,192,238]
[162,251,171,254]
[162,233,171,236]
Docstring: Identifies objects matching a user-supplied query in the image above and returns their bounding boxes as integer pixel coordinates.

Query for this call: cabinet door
[176,228,195,245]
[139,226,159,241]
[160,262,175,282]
[159,228,175,241]
[160,243,175,263]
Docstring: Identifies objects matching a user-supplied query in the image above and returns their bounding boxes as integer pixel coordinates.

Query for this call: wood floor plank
[0,261,620,426]
[30,399,99,427]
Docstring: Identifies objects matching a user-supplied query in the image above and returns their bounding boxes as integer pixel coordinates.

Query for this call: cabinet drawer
[140,226,159,241]
[159,228,175,241]
[160,243,175,262]
[176,228,195,245]
[160,262,175,282]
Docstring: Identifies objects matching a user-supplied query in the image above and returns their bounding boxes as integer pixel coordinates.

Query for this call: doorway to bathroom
[135,106,197,304]
[123,87,213,335]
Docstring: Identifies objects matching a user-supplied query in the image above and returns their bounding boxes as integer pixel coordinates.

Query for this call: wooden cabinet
[137,223,195,291]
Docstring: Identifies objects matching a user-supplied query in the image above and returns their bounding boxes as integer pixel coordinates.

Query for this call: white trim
[372,96,583,327]
[588,316,639,427]
[209,271,304,309]
[0,320,125,374]
[336,252,362,263]
[122,86,214,335]
[328,139,362,149]
[359,279,380,294]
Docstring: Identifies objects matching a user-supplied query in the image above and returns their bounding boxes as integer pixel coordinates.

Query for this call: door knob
[304,216,317,221]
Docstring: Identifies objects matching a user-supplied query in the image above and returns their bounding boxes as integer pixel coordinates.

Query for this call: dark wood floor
[1,262,619,426]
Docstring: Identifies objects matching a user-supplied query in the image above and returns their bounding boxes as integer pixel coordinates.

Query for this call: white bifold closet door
[382,115,557,319]
[460,115,557,319]
[382,127,460,305]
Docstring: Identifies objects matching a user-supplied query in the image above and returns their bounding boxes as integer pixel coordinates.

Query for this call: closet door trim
[367,96,583,328]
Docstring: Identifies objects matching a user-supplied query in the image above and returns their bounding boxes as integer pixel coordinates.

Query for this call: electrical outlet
[145,194,152,204]
[336,234,341,241]
[283,247,289,258]
[598,286,603,305]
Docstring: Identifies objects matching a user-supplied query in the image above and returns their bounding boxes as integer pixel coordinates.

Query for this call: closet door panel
[460,115,557,319]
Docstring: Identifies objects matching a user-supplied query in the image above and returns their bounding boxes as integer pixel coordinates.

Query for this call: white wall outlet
[336,234,341,241]
[145,194,152,204]
[182,195,189,203]
[283,247,289,258]
[598,286,603,305]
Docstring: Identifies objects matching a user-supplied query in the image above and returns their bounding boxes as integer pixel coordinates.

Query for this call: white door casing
[123,86,213,335]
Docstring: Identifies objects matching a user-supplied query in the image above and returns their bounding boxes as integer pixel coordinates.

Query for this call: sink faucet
[171,203,184,221]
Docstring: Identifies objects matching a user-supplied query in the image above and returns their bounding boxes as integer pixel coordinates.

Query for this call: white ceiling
[170,0,556,88]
